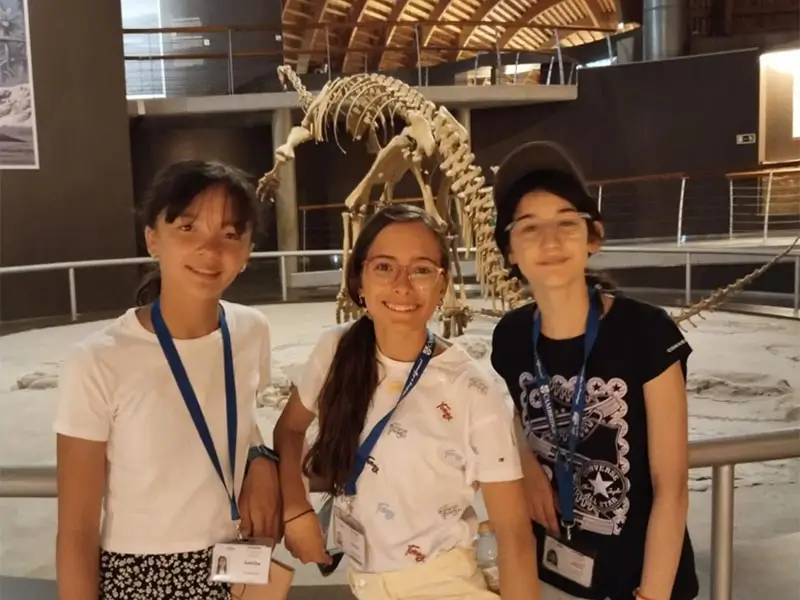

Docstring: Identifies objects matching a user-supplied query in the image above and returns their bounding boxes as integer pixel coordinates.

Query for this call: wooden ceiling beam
[296,0,333,74]
[420,0,454,46]
[584,0,606,27]
[340,0,373,73]
[494,0,572,49]
[452,0,507,62]
[368,0,412,72]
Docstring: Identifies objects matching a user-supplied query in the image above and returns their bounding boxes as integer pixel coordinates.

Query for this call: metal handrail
[1,245,798,276]
[0,245,799,323]
[1,428,798,600]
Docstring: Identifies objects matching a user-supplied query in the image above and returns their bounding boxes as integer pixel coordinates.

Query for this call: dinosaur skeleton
[259,66,799,336]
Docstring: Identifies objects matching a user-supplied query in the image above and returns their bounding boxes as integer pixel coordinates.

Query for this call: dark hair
[492,170,614,290]
[303,204,450,495]
[135,160,261,306]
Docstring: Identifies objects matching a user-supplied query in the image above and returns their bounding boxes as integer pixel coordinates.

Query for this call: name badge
[333,506,367,570]
[541,533,595,589]
[209,539,273,585]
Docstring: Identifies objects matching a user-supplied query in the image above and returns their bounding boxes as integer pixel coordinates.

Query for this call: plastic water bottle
[476,520,500,592]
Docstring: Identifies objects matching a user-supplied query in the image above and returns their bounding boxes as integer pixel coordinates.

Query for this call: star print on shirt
[590,471,612,498]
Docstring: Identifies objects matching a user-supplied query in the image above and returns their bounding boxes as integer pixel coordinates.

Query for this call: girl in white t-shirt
[54,160,281,600]
[274,204,540,600]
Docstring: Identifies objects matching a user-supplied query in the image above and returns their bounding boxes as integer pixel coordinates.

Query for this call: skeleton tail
[673,234,800,326]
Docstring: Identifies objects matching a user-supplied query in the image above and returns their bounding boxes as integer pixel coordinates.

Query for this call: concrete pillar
[456,107,472,145]
[642,0,687,61]
[271,108,300,276]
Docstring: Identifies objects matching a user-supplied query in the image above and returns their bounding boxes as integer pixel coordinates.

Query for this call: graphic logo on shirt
[366,456,379,474]
[467,377,489,395]
[437,447,466,469]
[405,544,426,562]
[437,503,462,519]
[376,502,395,520]
[577,460,628,514]
[436,402,453,421]
[387,423,408,438]
[518,372,631,536]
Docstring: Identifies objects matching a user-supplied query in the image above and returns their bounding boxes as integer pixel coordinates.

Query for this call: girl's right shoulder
[308,324,350,362]
[219,301,271,336]
[493,302,535,343]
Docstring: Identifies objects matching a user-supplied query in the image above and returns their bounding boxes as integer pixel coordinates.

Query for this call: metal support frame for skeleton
[259,65,799,337]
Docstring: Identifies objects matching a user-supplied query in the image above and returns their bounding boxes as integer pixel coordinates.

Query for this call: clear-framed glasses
[363,256,444,289]
[505,212,591,242]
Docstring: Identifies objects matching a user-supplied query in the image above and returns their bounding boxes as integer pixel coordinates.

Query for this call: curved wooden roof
[281,0,630,74]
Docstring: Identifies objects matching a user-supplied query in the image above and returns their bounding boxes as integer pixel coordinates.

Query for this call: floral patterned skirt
[99,547,231,600]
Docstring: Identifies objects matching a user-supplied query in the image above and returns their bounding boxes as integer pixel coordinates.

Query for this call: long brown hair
[303,204,450,495]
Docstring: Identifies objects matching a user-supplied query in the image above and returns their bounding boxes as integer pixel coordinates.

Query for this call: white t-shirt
[296,325,523,573]
[53,301,271,555]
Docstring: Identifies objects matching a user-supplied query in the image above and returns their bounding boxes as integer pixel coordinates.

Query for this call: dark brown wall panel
[0,0,138,322]
[471,49,761,241]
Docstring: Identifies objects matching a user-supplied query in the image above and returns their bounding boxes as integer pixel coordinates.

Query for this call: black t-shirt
[491,294,699,600]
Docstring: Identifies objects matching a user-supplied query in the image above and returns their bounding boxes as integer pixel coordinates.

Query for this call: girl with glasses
[490,142,699,600]
[274,203,540,600]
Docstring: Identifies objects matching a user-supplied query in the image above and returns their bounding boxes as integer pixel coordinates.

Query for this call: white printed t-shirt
[54,301,271,555]
[297,325,523,573]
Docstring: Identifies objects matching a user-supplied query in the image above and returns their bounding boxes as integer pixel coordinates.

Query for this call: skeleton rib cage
[259,66,799,338]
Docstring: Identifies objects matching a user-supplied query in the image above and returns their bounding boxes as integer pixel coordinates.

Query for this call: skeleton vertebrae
[260,65,798,335]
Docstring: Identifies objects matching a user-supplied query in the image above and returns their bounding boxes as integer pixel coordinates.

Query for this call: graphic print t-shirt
[491,294,699,600]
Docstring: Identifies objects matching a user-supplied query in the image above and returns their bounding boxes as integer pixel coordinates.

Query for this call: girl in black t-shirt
[489,142,699,600]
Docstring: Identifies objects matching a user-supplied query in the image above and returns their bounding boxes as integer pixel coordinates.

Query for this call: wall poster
[0,0,38,169]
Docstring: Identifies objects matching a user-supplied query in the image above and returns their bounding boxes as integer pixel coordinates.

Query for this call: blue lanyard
[151,299,240,523]
[531,288,601,536]
[344,330,436,496]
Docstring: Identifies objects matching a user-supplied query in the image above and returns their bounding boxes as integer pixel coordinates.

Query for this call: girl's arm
[638,361,690,600]
[56,434,106,600]
[468,374,540,600]
[273,389,315,518]
[482,480,540,600]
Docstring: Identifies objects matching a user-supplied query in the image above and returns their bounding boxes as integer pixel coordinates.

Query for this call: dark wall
[129,114,277,251]
[471,49,762,241]
[0,0,138,322]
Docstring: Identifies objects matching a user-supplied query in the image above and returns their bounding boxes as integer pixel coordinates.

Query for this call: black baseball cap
[493,141,600,220]
[492,141,602,273]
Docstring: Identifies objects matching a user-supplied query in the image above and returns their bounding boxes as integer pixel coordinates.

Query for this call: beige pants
[346,546,500,600]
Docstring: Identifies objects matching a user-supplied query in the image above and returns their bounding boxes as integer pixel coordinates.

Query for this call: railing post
[546,56,554,85]
[68,268,78,322]
[279,255,288,302]
[597,184,603,213]
[494,28,502,85]
[414,24,422,86]
[794,256,799,314]
[710,464,735,600]
[554,28,565,84]
[684,252,692,305]
[728,178,734,239]
[226,29,234,95]
[325,26,332,80]
[605,34,613,62]
[762,171,773,242]
[676,176,687,245]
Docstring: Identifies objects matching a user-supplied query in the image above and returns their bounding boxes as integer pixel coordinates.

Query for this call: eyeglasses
[363,257,444,289]
[505,212,591,242]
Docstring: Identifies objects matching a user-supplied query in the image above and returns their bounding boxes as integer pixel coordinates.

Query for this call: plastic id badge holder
[209,537,274,586]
